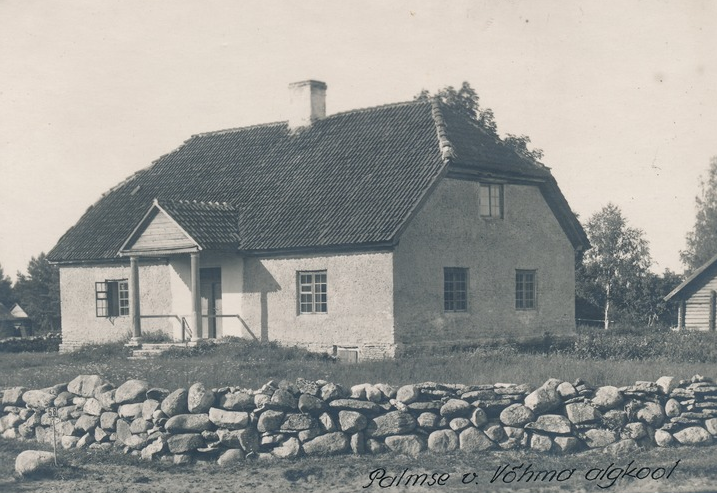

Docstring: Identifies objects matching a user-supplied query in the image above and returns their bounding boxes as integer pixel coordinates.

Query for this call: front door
[200,268,222,339]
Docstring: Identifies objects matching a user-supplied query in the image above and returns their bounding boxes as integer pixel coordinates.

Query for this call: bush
[0,334,61,353]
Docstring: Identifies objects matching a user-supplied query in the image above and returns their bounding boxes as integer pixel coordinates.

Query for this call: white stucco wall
[393,177,576,346]
[59,261,173,348]
[242,252,395,358]
[168,253,245,339]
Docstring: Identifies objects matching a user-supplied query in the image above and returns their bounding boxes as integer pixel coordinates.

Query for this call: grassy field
[1,335,717,392]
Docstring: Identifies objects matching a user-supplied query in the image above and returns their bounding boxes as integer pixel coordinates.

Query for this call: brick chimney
[288,80,327,130]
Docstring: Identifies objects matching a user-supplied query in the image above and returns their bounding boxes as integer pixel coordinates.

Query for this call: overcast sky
[1,0,715,280]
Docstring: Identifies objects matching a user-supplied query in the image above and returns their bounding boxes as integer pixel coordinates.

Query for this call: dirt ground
[3,448,717,493]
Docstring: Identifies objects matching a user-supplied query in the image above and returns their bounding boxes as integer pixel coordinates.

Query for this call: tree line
[0,253,61,334]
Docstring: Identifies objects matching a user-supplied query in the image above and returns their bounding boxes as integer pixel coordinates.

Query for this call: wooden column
[129,256,142,345]
[191,252,202,341]
[678,300,686,330]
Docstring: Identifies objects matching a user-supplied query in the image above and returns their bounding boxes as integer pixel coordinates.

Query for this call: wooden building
[665,254,717,331]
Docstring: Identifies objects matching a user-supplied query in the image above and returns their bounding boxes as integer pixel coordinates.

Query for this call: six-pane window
[444,267,468,312]
[515,270,537,309]
[299,271,327,314]
[480,184,503,218]
[95,280,129,317]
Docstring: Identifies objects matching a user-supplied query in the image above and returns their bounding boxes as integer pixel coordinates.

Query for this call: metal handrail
[138,314,192,342]
[200,313,259,341]
[138,313,254,342]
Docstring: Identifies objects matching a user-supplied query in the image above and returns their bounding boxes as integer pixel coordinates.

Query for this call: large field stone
[165,414,212,433]
[208,408,249,429]
[217,448,245,465]
[187,383,215,414]
[218,428,260,454]
[396,385,420,404]
[257,410,285,433]
[440,399,471,419]
[161,389,189,417]
[270,389,297,410]
[118,403,143,419]
[524,379,561,414]
[530,434,553,452]
[367,411,416,437]
[115,379,149,405]
[328,399,381,414]
[384,434,426,456]
[459,428,494,452]
[3,387,27,406]
[83,398,103,416]
[637,402,665,427]
[500,404,534,427]
[281,413,317,432]
[15,450,55,476]
[303,432,350,456]
[592,386,623,410]
[526,415,572,435]
[566,402,601,424]
[167,433,205,454]
[22,390,55,409]
[673,427,713,446]
[298,394,326,415]
[338,411,367,434]
[68,375,108,398]
[427,429,458,452]
[272,437,301,459]
[220,392,255,411]
[583,429,617,448]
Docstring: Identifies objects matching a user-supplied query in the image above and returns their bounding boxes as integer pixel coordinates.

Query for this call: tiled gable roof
[157,200,240,251]
[48,99,588,262]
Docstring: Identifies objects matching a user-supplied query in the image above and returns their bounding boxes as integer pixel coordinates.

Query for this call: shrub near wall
[0,374,716,464]
[0,334,61,353]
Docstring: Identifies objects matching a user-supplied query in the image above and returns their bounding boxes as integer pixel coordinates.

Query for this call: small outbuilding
[0,303,32,338]
[665,254,717,330]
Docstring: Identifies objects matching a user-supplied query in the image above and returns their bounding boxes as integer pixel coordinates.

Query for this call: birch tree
[580,204,652,329]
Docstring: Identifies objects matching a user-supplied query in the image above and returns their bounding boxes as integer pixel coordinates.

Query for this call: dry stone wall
[1,374,716,463]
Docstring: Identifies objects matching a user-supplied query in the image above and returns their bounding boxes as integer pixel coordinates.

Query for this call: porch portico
[118,199,242,346]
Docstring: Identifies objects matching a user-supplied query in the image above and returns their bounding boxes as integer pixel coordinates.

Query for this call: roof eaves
[664,254,717,301]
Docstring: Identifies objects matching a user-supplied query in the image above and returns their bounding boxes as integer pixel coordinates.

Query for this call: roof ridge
[429,98,456,163]
[327,99,428,119]
[192,100,431,138]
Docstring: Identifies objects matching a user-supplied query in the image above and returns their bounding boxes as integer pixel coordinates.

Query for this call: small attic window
[130,185,141,196]
[480,184,503,218]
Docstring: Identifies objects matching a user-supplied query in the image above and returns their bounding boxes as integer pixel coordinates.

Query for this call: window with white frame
[515,270,537,310]
[444,267,468,312]
[298,271,327,314]
[95,280,129,317]
[480,184,503,218]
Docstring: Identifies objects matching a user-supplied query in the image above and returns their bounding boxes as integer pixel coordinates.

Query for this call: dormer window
[480,184,503,218]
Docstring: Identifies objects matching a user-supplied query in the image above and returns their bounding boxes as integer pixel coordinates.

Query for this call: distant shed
[665,254,717,330]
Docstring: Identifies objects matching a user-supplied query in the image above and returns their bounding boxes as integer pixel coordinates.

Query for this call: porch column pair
[191,251,203,341]
[129,256,142,346]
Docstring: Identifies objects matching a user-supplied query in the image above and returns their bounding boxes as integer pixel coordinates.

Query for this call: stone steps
[129,342,189,359]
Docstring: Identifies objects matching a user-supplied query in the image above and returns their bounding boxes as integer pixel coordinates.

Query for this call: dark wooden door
[200,268,222,339]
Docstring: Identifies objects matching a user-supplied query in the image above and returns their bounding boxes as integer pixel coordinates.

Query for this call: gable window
[480,184,503,218]
[444,267,468,312]
[95,280,129,317]
[299,271,327,314]
[516,270,537,310]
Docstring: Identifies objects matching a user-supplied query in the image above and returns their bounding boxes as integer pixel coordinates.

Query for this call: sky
[1,0,715,280]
